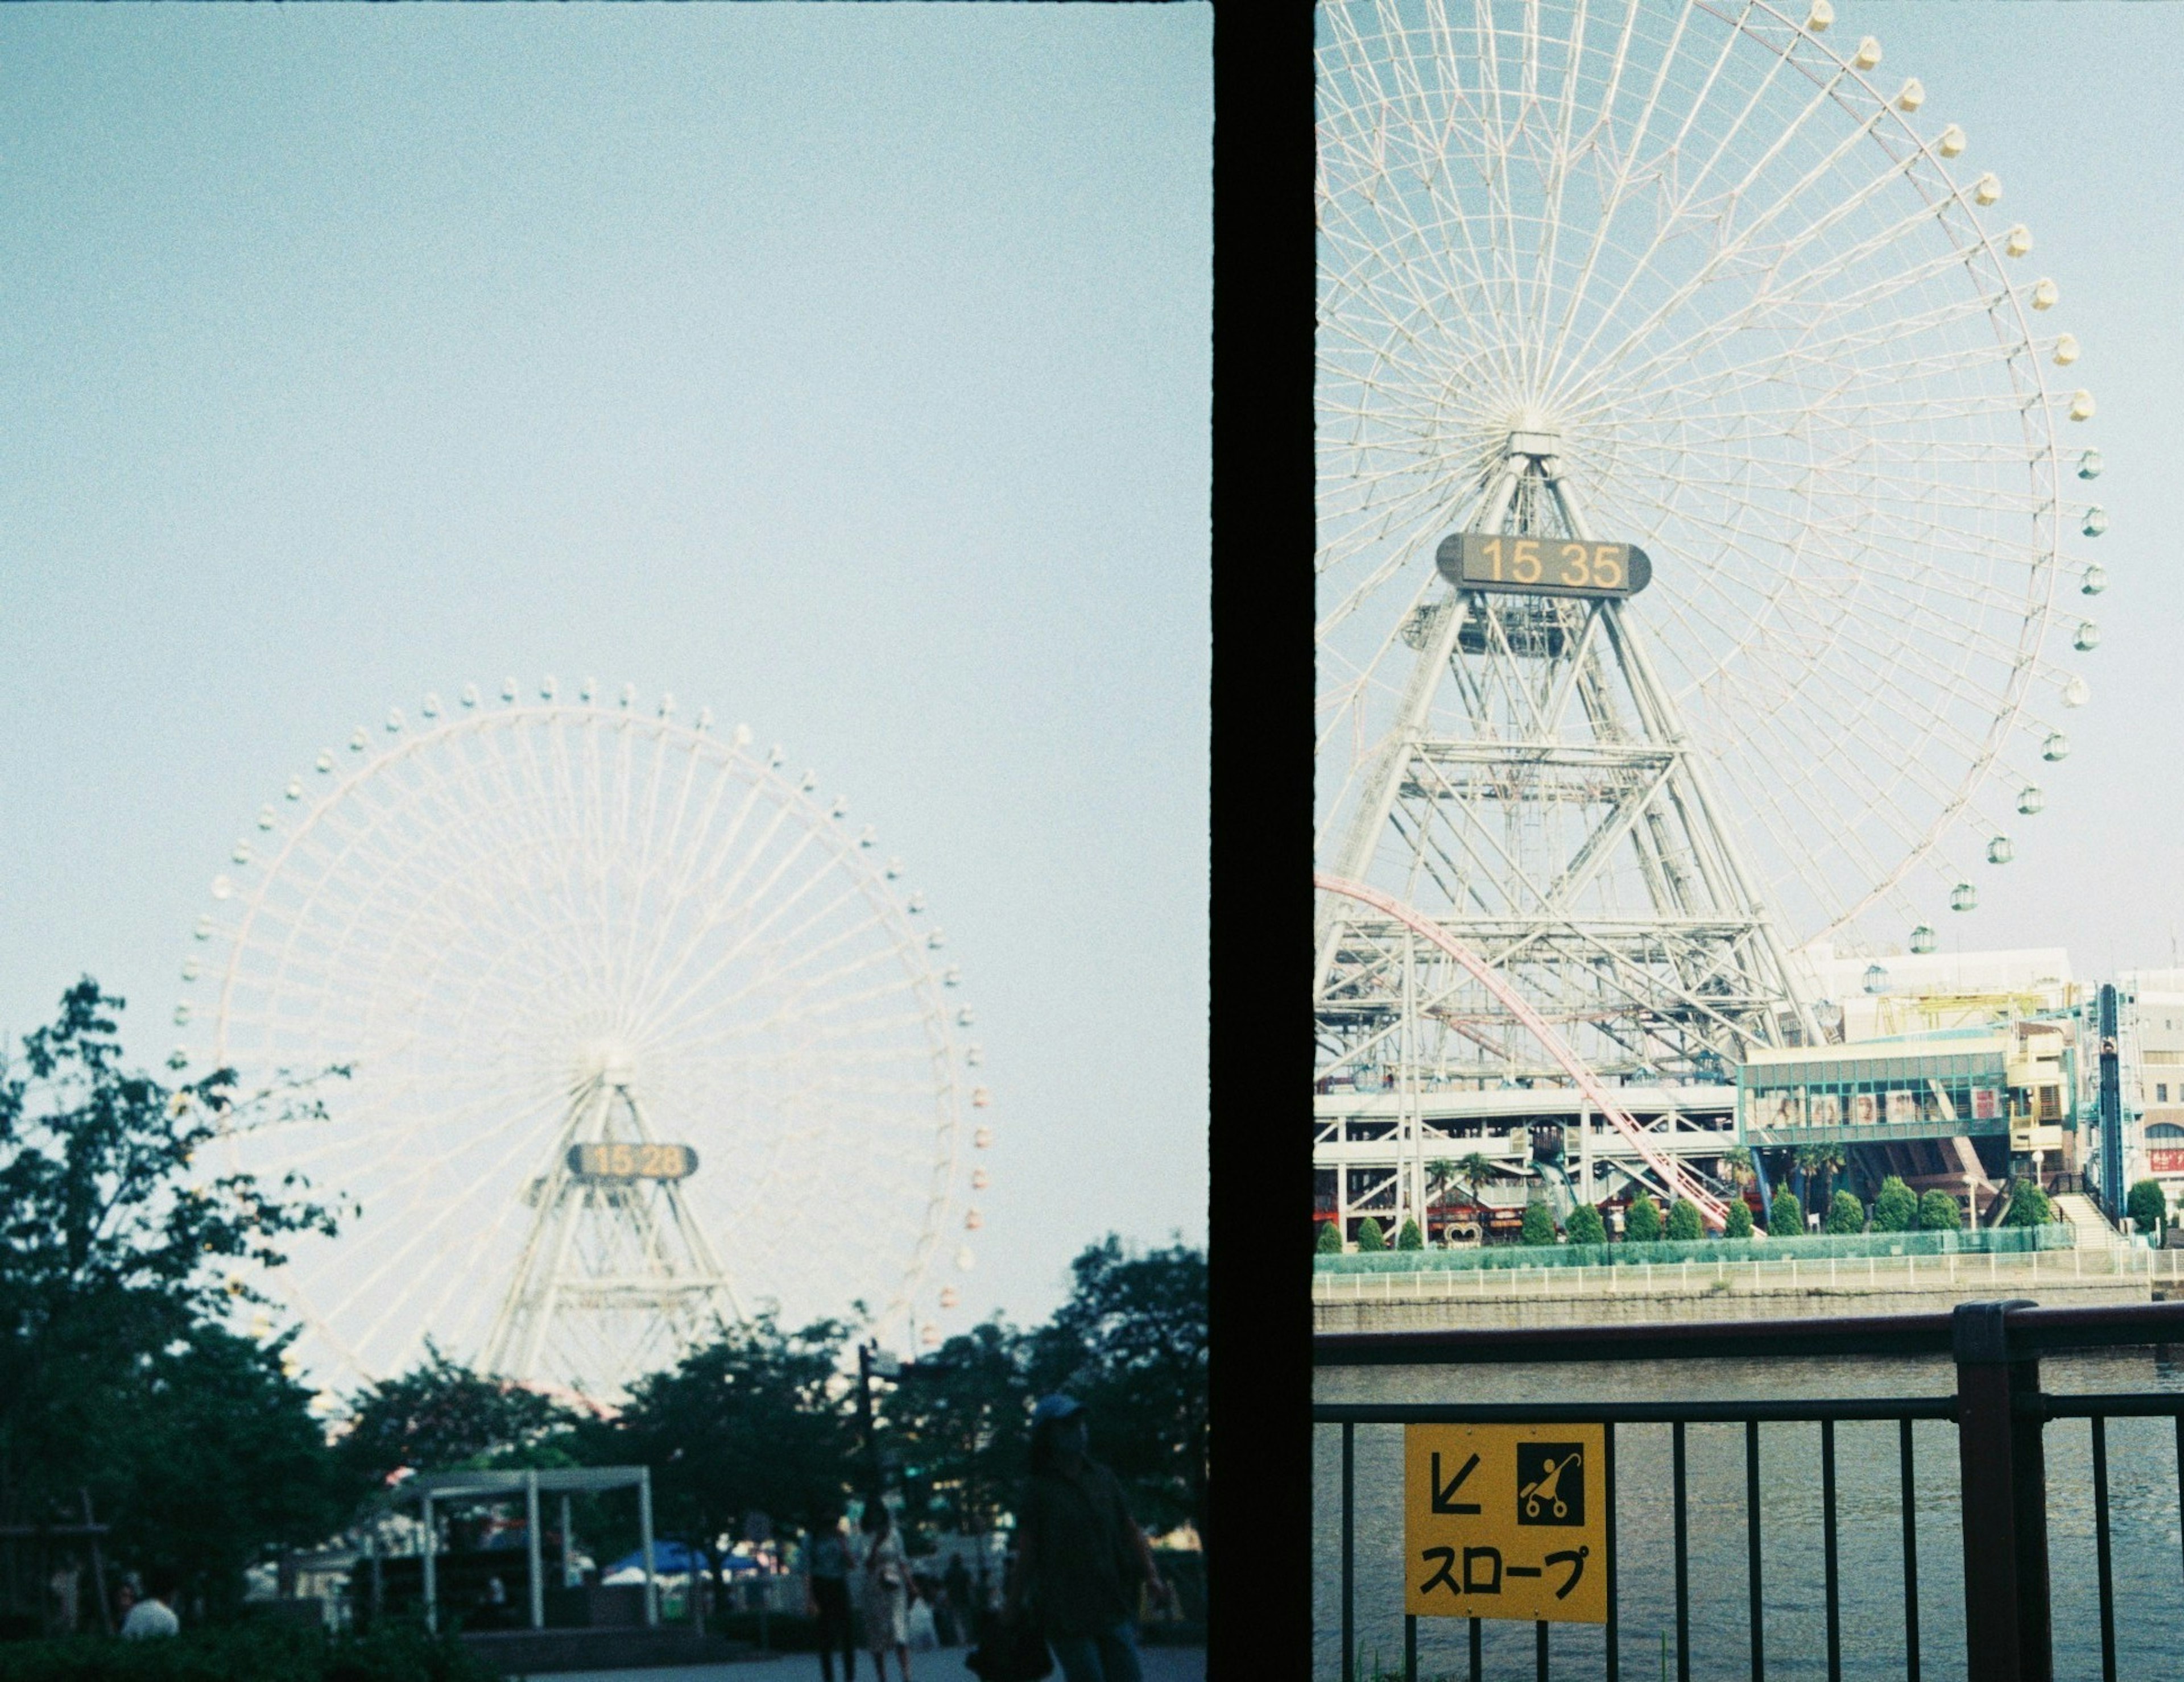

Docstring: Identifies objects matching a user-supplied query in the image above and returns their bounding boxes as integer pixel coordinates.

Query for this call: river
[1314,1350,2184,1680]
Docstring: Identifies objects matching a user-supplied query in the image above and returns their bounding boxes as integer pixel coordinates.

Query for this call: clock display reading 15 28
[567,1142,699,1180]
[1436,532,1653,599]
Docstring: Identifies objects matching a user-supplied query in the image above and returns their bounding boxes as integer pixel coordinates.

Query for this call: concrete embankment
[1313,1251,2174,1333]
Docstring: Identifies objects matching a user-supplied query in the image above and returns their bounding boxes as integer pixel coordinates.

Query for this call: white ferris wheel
[1317,0,2106,967]
[174,678,991,1403]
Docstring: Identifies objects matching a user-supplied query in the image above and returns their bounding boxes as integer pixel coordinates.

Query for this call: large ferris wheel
[1314,0,2108,1217]
[175,679,991,1401]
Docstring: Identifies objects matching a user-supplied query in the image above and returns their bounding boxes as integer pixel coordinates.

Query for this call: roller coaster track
[1316,872,1735,1231]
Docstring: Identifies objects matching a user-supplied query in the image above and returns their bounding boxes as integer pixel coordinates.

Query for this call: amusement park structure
[1315,0,2108,1243]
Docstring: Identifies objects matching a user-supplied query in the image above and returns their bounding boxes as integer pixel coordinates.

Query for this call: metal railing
[1312,1244,2184,1305]
[1316,1300,2184,1682]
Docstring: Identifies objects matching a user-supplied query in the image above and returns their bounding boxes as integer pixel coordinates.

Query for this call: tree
[1665,1199,1703,1241]
[1565,1203,1607,1246]
[885,1318,1032,1543]
[1457,1153,1498,1205]
[1919,1190,1964,1231]
[606,1314,853,1605]
[0,980,344,1606]
[1796,1144,1846,1213]
[1396,1218,1424,1250]
[1625,1194,1662,1242]
[1724,1197,1754,1238]
[2128,1178,2168,1238]
[103,1327,351,1619]
[1825,1189,1866,1235]
[1721,1147,1755,1188]
[1316,1220,1342,1256]
[1871,1176,1919,1233]
[2004,1180,2054,1228]
[1520,1201,1557,1246]
[1354,1216,1387,1252]
[1025,1238,1207,1545]
[337,1341,582,1492]
[1768,1188,1805,1238]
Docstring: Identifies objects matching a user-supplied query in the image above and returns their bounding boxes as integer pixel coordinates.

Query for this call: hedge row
[0,1620,494,1682]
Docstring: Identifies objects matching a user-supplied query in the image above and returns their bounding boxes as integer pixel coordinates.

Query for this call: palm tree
[1457,1151,1498,1207]
[1796,1143,1846,1215]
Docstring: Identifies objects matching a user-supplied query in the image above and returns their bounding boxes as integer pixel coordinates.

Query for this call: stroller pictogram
[1515,1442,1585,1526]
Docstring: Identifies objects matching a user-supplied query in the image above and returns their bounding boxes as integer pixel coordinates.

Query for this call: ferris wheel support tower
[1315,433,1819,1227]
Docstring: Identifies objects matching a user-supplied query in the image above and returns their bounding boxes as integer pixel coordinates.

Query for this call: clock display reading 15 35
[1436,532,1653,599]
[567,1142,699,1180]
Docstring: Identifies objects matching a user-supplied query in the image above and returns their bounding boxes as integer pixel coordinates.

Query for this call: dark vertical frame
[1208,3,1312,1678]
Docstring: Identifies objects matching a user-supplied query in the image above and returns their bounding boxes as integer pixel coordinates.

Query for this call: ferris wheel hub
[573,1037,639,1091]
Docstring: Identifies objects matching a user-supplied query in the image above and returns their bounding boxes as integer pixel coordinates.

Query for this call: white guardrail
[1311,1245,2184,1301]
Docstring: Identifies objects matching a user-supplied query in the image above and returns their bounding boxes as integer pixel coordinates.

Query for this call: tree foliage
[1316,1220,1342,1255]
[605,1314,852,1576]
[1520,1201,1557,1246]
[1871,1177,1919,1233]
[0,980,344,1603]
[1624,1195,1661,1242]
[1919,1189,1964,1231]
[2004,1180,2054,1228]
[1825,1190,1866,1235]
[1354,1216,1385,1253]
[2128,1178,2168,1237]
[883,1318,1032,1544]
[1565,1203,1607,1246]
[1724,1198,1754,1238]
[1665,1200,1703,1242]
[1026,1237,1207,1542]
[1767,1188,1804,1238]
[337,1343,582,1494]
[1395,1218,1424,1250]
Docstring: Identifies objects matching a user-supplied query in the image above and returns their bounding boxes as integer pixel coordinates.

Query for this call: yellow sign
[1404,1424,1607,1624]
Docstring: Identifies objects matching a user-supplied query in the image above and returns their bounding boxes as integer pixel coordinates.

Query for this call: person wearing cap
[1004,1394,1166,1682]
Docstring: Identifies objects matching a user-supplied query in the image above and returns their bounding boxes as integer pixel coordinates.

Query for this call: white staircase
[2053,1191,2131,1253]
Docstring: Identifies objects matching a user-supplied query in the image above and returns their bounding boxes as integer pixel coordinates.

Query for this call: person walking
[1005,1395,1167,1682]
[858,1502,912,1682]
[119,1575,180,1640]
[804,1508,858,1682]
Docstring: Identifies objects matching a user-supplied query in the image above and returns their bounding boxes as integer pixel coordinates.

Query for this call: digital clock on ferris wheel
[1436,532,1654,600]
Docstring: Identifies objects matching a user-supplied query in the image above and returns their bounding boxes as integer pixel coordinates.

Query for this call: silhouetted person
[805,1507,858,1682]
[1007,1395,1167,1682]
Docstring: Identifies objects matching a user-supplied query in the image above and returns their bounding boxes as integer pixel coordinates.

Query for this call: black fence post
[1954,1299,2050,1682]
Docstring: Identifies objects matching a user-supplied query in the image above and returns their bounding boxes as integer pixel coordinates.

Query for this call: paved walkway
[536,1642,1207,1682]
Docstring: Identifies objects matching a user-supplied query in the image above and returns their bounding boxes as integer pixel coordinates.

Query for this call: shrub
[1354,1216,1386,1253]
[1767,1188,1803,1237]
[1825,1189,1865,1234]
[1624,1194,1662,1242]
[2004,1181,2053,1228]
[1871,1176,1918,1233]
[2128,1178,2168,1237]
[0,1618,498,1682]
[1919,1189,1963,1231]
[1565,1203,1607,1246]
[1316,1220,1342,1256]
[1520,1201,1558,1246]
[1395,1218,1424,1250]
[1665,1199,1703,1241]
[1724,1198,1754,1238]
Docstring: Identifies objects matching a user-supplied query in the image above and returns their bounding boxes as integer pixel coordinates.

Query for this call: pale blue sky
[0,6,1211,1329]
